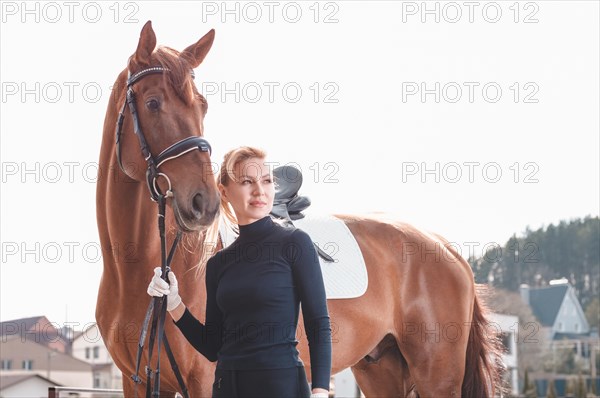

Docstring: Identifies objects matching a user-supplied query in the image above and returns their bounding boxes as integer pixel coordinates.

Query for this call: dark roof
[528,285,569,326]
[0,316,46,336]
[0,374,61,390]
[0,316,71,352]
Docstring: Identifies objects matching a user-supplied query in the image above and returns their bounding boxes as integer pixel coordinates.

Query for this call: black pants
[212,366,311,398]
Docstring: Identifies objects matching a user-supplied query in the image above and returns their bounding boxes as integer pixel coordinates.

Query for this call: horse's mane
[173,222,219,279]
[153,46,207,110]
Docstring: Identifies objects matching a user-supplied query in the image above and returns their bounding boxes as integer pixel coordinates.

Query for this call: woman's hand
[147,267,182,312]
[310,388,329,398]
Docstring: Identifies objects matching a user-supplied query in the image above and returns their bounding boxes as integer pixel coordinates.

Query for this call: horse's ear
[181,29,215,68]
[130,21,157,69]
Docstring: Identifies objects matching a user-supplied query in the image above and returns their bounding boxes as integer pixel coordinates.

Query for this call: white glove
[310,393,328,398]
[147,267,182,312]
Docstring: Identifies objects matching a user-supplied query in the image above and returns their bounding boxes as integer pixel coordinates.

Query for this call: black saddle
[271,165,311,220]
[270,165,333,262]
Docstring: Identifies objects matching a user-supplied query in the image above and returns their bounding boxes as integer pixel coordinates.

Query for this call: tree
[544,343,580,375]
[566,377,575,397]
[585,297,600,331]
[523,369,538,398]
[468,216,600,309]
[546,379,557,398]
[486,288,548,375]
[574,373,587,398]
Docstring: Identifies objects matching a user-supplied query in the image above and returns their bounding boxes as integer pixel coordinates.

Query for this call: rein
[115,66,211,398]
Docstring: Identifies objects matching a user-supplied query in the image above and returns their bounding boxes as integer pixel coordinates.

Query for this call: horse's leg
[387,224,474,397]
[397,236,500,398]
[397,334,467,398]
[350,335,414,398]
[391,268,473,398]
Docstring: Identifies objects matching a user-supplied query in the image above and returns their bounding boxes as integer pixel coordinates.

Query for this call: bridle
[114,66,211,398]
[115,66,211,202]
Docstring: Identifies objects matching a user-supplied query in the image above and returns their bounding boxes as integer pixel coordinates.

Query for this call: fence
[48,386,123,398]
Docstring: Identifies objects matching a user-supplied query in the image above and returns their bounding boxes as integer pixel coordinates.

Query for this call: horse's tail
[461,286,505,398]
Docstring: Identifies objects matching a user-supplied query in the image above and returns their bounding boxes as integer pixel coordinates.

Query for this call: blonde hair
[218,146,267,227]
[201,146,267,263]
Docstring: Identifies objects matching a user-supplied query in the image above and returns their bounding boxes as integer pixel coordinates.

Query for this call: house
[0,374,60,398]
[0,334,92,387]
[71,323,123,390]
[0,316,70,354]
[0,316,96,389]
[520,280,590,340]
[520,280,597,373]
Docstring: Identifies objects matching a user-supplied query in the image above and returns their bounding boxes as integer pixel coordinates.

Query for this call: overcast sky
[1,1,598,328]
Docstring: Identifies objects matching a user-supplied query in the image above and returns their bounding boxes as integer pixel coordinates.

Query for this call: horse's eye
[146,98,160,112]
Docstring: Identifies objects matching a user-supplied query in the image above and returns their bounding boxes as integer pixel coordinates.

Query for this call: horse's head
[114,21,219,231]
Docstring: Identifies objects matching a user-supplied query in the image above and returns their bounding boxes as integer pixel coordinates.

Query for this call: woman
[148,146,332,398]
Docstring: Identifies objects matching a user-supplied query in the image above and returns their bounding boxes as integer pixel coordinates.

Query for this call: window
[86,347,90,359]
[93,372,101,388]
[93,346,99,359]
[575,323,579,332]
[557,322,563,331]
[22,360,33,370]
[500,332,513,355]
[0,359,12,370]
[582,342,591,358]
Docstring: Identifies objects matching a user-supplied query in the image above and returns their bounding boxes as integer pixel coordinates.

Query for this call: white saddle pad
[219,215,368,299]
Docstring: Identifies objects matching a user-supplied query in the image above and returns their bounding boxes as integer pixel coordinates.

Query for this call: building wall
[71,324,122,390]
[0,376,55,398]
[38,370,92,388]
[333,368,359,398]
[0,337,92,388]
[71,324,113,365]
[489,313,519,395]
[553,289,590,335]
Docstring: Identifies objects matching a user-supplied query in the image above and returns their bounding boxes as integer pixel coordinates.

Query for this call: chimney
[60,325,74,354]
[520,284,530,305]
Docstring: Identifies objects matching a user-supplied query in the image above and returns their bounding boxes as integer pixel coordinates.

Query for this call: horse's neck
[96,99,202,280]
[97,85,206,298]
[98,87,149,261]
[99,177,158,261]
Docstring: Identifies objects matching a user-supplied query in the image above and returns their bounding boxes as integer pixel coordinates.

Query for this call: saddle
[271,165,310,220]
[270,165,334,262]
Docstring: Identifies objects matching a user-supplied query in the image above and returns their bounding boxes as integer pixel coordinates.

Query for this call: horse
[96,21,503,398]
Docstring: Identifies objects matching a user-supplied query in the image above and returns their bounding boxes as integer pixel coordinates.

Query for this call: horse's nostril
[192,193,204,216]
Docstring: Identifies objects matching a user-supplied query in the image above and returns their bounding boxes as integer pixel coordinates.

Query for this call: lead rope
[131,194,188,398]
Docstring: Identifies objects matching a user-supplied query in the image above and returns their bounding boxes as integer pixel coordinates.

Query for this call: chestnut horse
[96,21,503,397]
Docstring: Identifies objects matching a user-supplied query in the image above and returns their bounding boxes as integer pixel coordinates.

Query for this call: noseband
[115,66,211,201]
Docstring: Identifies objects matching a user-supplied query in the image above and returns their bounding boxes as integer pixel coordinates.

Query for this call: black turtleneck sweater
[174,216,332,390]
